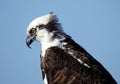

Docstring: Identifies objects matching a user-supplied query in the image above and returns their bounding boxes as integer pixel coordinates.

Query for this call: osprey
[26,13,117,84]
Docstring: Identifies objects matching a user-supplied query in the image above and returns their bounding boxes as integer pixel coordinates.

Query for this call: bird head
[26,12,65,48]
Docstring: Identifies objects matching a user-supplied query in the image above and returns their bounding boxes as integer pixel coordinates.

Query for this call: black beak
[26,35,35,48]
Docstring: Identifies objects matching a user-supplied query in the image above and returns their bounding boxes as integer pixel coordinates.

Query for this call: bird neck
[40,33,66,57]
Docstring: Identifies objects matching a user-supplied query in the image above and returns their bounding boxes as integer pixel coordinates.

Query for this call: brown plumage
[41,39,117,84]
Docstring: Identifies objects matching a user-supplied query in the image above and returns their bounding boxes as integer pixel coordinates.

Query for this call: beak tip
[27,45,32,49]
[26,36,33,49]
[26,41,32,49]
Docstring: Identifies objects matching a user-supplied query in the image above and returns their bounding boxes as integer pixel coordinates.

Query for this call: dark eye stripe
[37,24,45,29]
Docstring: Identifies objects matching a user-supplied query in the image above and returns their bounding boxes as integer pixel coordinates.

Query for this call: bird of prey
[26,13,117,84]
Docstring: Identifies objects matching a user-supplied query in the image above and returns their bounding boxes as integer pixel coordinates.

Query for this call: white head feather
[27,13,56,35]
[26,13,68,56]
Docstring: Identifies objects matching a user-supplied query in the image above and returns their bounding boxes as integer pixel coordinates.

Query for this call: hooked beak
[26,35,36,48]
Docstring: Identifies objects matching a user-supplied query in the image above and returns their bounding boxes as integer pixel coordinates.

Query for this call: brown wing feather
[41,46,117,84]
[63,38,117,84]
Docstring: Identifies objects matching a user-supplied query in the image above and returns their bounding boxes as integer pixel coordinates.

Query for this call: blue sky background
[0,0,120,84]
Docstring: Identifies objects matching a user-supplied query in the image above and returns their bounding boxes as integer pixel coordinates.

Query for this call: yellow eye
[30,28,37,34]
